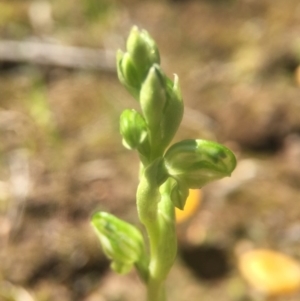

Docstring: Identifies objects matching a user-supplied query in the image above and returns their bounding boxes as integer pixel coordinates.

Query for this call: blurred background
[1,0,300,300]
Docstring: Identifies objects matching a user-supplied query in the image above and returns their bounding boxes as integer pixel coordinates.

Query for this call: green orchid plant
[91,26,237,301]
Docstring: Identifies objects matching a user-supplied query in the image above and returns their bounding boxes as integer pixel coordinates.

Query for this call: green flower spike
[93,26,238,301]
[164,139,237,188]
[91,212,148,276]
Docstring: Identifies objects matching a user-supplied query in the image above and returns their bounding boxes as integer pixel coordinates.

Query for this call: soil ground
[1,1,300,300]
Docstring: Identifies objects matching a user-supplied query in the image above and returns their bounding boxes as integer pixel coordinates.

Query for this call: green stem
[137,172,176,301]
[147,277,166,301]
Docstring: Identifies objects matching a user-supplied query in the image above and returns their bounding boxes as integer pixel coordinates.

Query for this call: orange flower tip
[238,249,300,296]
[175,189,201,224]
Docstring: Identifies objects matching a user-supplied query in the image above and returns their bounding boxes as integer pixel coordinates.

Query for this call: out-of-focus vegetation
[1,0,300,300]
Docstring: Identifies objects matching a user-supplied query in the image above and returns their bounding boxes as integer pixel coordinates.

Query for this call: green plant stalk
[137,170,176,301]
[147,277,166,301]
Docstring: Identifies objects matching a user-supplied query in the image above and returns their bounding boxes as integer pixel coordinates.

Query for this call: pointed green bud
[164,139,237,188]
[140,65,166,132]
[169,178,189,210]
[116,50,140,99]
[91,212,146,275]
[126,26,160,81]
[160,75,184,149]
[120,109,148,149]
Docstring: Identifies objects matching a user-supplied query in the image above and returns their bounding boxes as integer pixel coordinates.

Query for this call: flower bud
[116,50,140,99]
[126,26,160,82]
[140,65,166,133]
[160,75,184,149]
[164,139,237,188]
[91,211,146,274]
[120,109,148,150]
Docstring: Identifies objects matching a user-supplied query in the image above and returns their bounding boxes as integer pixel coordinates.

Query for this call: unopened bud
[160,75,184,149]
[126,26,160,81]
[91,212,146,274]
[120,109,148,150]
[117,50,140,99]
[140,65,166,132]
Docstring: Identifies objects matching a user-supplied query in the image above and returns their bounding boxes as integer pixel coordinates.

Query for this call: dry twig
[0,40,116,72]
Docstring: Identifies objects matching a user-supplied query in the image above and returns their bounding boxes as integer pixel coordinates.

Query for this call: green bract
[164,139,237,188]
[169,178,189,210]
[91,212,147,274]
